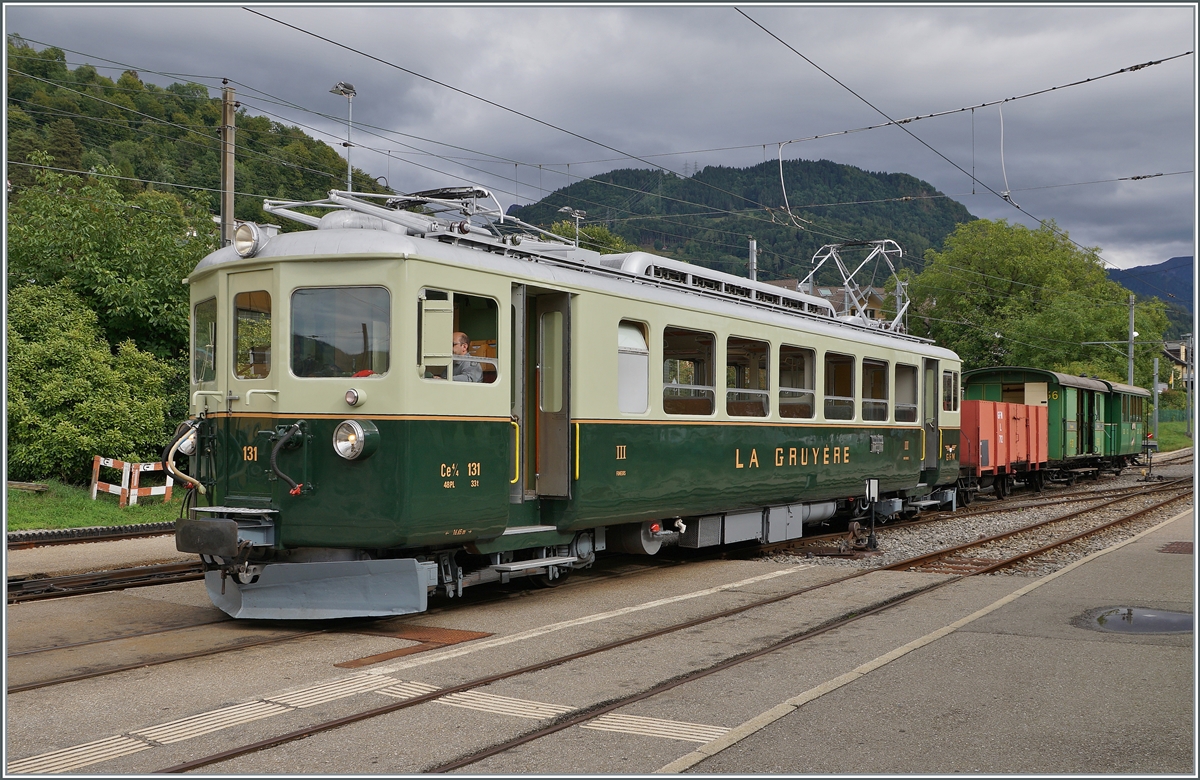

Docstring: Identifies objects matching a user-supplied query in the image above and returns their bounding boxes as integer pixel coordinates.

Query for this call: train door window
[417,289,498,383]
[942,370,960,412]
[234,291,271,379]
[617,320,649,414]
[291,287,390,377]
[824,352,855,420]
[862,359,889,421]
[726,337,769,417]
[895,364,918,422]
[193,297,217,383]
[779,346,815,419]
[663,327,714,415]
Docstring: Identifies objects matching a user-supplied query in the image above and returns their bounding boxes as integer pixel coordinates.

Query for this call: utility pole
[1187,333,1193,439]
[220,82,236,247]
[1153,357,1159,443]
[1127,293,1136,386]
[748,237,757,282]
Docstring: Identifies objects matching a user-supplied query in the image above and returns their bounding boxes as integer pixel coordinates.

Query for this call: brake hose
[271,423,304,496]
[163,420,206,495]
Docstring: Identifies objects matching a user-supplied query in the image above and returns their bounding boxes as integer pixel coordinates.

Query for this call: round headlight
[234,223,263,258]
[177,429,198,456]
[333,419,379,460]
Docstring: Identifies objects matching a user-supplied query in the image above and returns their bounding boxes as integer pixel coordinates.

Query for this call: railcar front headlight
[234,222,264,258]
[333,419,379,460]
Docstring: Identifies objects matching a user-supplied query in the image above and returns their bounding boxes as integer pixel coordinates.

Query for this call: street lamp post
[557,206,586,247]
[330,82,356,191]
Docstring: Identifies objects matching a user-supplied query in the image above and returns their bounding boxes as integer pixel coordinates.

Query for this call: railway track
[6,561,203,604]
[151,488,1191,774]
[7,521,177,550]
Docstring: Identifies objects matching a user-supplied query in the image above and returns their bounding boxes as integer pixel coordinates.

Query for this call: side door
[535,293,572,498]
[922,359,939,471]
[225,269,276,502]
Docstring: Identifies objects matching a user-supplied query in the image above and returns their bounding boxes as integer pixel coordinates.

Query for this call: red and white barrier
[90,456,173,507]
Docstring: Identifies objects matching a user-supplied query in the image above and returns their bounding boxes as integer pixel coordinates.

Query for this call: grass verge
[1152,420,1193,453]
[6,480,183,532]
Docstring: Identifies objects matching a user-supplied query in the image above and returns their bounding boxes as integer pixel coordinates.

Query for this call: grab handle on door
[510,421,520,485]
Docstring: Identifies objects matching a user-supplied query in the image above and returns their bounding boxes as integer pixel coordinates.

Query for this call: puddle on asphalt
[1076,606,1193,634]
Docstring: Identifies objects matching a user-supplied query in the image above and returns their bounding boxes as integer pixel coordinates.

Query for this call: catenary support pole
[220,83,236,247]
[1127,293,1136,386]
[748,237,757,282]
[1153,357,1159,443]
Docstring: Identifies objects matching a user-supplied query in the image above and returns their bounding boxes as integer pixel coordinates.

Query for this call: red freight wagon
[959,400,1048,500]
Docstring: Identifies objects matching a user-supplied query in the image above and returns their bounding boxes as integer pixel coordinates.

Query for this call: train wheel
[957,487,973,506]
[993,477,1006,500]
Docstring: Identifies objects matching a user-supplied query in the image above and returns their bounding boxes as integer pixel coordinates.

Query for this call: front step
[492,556,578,573]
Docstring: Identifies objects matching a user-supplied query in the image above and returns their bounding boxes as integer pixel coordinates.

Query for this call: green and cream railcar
[171,189,961,619]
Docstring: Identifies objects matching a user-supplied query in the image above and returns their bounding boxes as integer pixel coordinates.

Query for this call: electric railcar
[168,188,962,619]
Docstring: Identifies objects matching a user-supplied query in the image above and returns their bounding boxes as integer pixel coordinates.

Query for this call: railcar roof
[189,214,956,357]
[962,366,1112,393]
[1103,380,1152,397]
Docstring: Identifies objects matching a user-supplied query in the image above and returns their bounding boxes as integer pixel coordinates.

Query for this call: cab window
[895,364,918,422]
[292,286,390,377]
[417,289,498,384]
[942,370,960,412]
[234,291,272,379]
[193,297,217,383]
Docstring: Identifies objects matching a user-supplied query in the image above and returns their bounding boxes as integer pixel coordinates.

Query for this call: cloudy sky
[6,4,1196,269]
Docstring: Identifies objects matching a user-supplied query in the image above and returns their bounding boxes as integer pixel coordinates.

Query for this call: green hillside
[5,36,389,227]
[511,162,976,282]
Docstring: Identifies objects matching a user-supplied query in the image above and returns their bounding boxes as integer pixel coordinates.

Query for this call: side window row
[622,321,934,422]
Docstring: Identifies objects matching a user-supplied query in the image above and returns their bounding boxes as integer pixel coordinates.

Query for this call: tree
[7,285,179,484]
[548,219,637,254]
[910,219,1167,386]
[6,156,218,358]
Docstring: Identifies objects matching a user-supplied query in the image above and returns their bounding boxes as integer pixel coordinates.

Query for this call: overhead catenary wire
[736,8,1182,270]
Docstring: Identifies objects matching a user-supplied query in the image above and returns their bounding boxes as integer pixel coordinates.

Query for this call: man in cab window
[452,331,483,383]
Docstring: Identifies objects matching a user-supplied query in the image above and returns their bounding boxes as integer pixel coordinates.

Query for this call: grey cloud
[5,4,1193,268]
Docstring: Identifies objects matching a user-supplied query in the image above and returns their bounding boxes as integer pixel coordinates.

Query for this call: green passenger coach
[168,188,962,619]
[961,366,1148,473]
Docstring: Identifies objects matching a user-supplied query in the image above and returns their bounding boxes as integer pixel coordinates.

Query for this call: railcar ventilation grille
[651,266,687,284]
[756,291,781,305]
[724,283,751,298]
[692,275,720,291]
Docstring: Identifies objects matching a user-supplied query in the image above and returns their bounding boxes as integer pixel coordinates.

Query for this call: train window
[726,337,769,417]
[417,289,498,384]
[779,346,815,419]
[617,321,649,414]
[193,297,217,383]
[234,291,271,379]
[942,370,960,412]
[824,352,855,420]
[291,287,390,378]
[663,327,714,415]
[895,364,918,422]
[862,359,889,421]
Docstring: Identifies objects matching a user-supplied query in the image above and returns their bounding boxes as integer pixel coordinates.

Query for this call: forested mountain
[510,162,976,284]
[5,36,388,228]
[1107,256,1193,339]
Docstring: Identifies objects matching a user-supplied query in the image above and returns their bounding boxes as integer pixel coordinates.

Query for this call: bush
[7,284,180,484]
